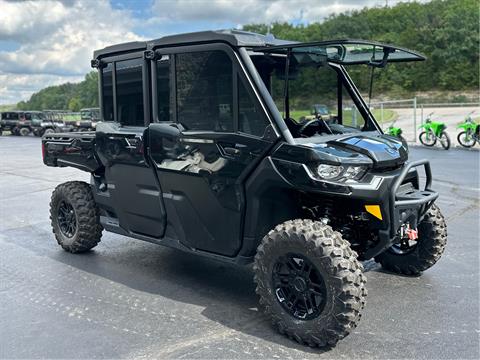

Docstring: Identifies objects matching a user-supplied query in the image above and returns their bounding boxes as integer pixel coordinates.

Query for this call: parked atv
[457,111,479,148]
[42,31,446,348]
[418,113,450,150]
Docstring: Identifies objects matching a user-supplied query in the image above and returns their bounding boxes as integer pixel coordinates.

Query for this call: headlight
[316,164,366,182]
[75,121,81,126]
[317,164,344,179]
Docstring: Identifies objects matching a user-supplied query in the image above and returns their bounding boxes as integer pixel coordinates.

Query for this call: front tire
[375,204,447,276]
[457,131,475,148]
[254,219,367,347]
[439,131,450,150]
[50,181,103,253]
[419,131,436,146]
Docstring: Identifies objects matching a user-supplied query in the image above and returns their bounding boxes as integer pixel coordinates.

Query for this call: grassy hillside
[244,0,479,95]
[16,72,98,112]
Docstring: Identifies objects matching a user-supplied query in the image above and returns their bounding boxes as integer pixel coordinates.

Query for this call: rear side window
[156,56,171,122]
[176,51,233,132]
[116,58,144,126]
[102,63,114,121]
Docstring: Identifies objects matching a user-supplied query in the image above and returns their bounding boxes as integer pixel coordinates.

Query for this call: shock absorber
[317,198,334,224]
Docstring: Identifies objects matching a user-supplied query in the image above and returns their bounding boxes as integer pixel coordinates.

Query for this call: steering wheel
[298,119,321,137]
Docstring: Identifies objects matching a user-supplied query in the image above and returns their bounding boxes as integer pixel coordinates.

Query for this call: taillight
[41,142,45,159]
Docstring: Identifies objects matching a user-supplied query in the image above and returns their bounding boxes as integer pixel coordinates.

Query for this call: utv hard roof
[93,29,294,59]
[93,30,425,66]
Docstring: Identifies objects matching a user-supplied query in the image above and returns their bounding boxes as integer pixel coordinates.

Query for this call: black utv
[73,108,101,131]
[42,30,447,348]
[0,111,31,136]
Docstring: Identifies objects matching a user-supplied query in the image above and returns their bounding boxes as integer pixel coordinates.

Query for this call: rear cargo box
[42,132,100,173]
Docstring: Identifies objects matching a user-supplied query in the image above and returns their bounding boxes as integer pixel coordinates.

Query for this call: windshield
[80,110,91,120]
[80,108,100,120]
[25,112,45,121]
[255,40,425,65]
[251,51,377,138]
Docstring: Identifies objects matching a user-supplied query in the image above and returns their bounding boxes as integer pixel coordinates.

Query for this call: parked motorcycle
[386,120,405,142]
[418,113,450,150]
[457,111,479,148]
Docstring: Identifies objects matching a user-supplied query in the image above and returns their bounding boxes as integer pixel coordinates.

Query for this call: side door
[95,55,167,239]
[148,45,278,257]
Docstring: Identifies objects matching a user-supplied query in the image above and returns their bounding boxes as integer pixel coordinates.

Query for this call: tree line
[17,71,98,111]
[16,0,479,111]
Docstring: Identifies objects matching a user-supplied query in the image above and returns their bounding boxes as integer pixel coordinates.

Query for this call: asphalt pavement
[0,136,479,359]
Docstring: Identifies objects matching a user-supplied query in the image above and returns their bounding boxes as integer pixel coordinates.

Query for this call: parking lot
[0,135,478,359]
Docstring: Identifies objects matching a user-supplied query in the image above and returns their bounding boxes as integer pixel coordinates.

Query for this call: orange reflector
[365,205,383,220]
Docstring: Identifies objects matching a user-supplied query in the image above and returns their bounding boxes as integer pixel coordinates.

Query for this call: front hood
[300,133,408,169]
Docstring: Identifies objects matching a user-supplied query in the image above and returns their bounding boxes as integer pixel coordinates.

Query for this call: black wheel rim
[57,201,77,238]
[272,253,327,320]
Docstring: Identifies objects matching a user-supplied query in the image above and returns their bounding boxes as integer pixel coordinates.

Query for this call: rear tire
[50,181,103,253]
[457,131,475,148]
[419,131,436,146]
[19,127,30,136]
[439,131,450,150]
[375,204,447,276]
[254,219,367,347]
[44,128,55,135]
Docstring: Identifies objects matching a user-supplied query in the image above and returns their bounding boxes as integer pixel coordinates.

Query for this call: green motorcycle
[386,120,405,142]
[457,111,479,148]
[418,113,451,150]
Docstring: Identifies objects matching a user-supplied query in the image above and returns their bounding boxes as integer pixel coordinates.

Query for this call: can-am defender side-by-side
[42,31,447,347]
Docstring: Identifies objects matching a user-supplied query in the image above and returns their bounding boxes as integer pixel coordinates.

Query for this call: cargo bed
[42,131,100,172]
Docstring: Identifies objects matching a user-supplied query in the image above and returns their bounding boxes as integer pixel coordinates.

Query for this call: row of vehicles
[386,111,479,149]
[0,108,100,136]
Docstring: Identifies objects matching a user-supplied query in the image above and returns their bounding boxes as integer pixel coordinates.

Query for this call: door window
[238,76,269,137]
[156,56,171,122]
[176,51,233,132]
[116,58,144,126]
[102,63,114,121]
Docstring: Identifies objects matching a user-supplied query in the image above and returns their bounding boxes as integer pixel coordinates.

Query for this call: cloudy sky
[0,0,411,105]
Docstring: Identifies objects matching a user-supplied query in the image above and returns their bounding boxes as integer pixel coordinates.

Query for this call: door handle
[223,147,241,156]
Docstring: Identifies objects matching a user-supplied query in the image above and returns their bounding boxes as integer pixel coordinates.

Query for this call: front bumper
[272,156,439,259]
[363,159,438,258]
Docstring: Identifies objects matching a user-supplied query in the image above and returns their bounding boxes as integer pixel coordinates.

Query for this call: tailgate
[42,132,100,172]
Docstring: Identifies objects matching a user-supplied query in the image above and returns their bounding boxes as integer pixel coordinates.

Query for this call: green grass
[290,110,312,119]
[371,109,397,123]
[62,114,81,121]
[0,104,17,112]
